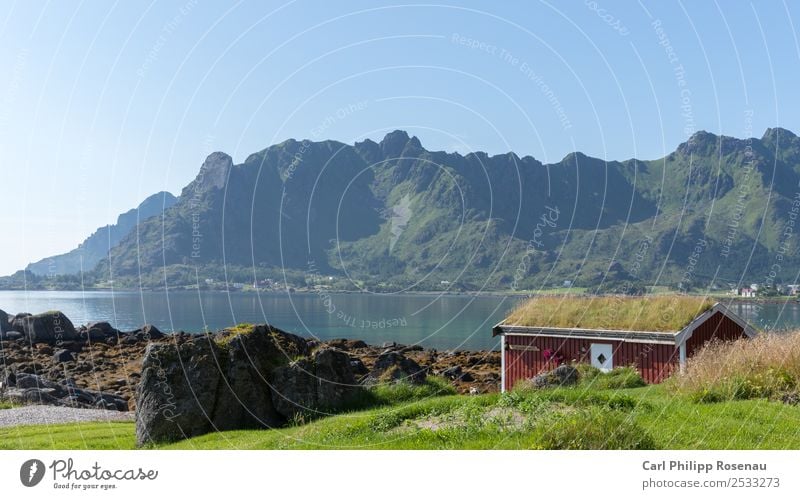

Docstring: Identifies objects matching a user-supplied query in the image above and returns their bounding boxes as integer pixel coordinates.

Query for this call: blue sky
[0,0,798,275]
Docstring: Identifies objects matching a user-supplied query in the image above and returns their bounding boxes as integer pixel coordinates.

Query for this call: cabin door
[590,343,613,372]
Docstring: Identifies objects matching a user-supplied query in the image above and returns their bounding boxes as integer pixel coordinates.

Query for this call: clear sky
[0,0,798,275]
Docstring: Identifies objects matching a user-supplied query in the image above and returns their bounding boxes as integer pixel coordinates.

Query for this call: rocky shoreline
[0,309,500,416]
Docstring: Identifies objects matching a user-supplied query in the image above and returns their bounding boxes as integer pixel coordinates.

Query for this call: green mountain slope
[93,128,800,291]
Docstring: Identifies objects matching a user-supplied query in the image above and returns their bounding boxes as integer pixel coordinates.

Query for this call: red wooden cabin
[493,302,757,391]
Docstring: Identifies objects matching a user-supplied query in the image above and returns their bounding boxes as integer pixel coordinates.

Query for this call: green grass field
[3,382,800,450]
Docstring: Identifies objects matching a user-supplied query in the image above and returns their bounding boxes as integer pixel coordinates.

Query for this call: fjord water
[1,291,798,350]
[0,290,519,350]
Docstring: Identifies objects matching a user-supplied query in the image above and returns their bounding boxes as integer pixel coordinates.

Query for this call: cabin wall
[503,334,679,389]
[684,311,746,357]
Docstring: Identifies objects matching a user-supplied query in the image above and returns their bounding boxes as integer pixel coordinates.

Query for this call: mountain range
[16,128,800,292]
[25,191,177,277]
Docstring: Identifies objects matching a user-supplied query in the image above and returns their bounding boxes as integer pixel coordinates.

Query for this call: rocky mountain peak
[762,127,798,143]
[186,152,233,193]
[380,130,420,158]
[678,130,717,153]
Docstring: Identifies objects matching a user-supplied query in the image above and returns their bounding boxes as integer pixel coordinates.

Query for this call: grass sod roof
[501,295,714,333]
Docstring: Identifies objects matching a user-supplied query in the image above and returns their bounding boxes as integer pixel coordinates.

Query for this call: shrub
[673,332,800,402]
[214,323,256,346]
[502,386,641,411]
[688,388,726,404]
[544,390,640,410]
[535,408,657,449]
[370,376,456,405]
[368,412,406,432]
[498,390,552,414]
[582,392,639,410]
[514,364,645,392]
[575,364,602,381]
[583,366,646,390]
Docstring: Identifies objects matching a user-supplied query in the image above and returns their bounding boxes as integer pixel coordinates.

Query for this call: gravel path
[0,405,134,428]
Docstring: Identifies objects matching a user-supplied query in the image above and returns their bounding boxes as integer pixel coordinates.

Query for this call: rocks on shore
[135,325,369,445]
[0,309,10,333]
[363,351,427,385]
[0,308,171,410]
[2,311,78,343]
[0,373,128,411]
[1,308,504,444]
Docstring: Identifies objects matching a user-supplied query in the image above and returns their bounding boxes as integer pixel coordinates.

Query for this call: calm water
[2,291,799,350]
[0,290,519,350]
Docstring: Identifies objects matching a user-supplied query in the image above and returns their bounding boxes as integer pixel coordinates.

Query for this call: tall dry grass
[503,295,713,332]
[672,332,800,402]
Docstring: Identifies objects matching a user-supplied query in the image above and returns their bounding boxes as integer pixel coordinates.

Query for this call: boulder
[0,309,9,333]
[135,339,228,446]
[214,326,306,430]
[139,324,164,340]
[326,338,368,351]
[530,365,579,388]
[84,389,129,411]
[85,321,118,339]
[15,373,53,389]
[314,348,359,408]
[10,313,31,332]
[3,387,61,405]
[270,348,361,421]
[65,387,96,406]
[270,359,317,419]
[135,325,309,446]
[441,366,474,382]
[53,349,75,363]
[347,339,368,349]
[349,357,368,375]
[122,335,139,345]
[365,351,427,385]
[0,372,128,410]
[441,366,463,380]
[123,324,165,343]
[16,311,77,343]
[326,338,350,350]
[58,341,83,353]
[3,331,23,341]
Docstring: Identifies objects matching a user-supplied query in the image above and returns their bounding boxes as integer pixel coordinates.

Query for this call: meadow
[4,329,800,450]
[3,364,800,450]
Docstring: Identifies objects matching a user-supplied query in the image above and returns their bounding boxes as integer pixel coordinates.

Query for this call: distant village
[730,283,800,298]
[200,277,295,292]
